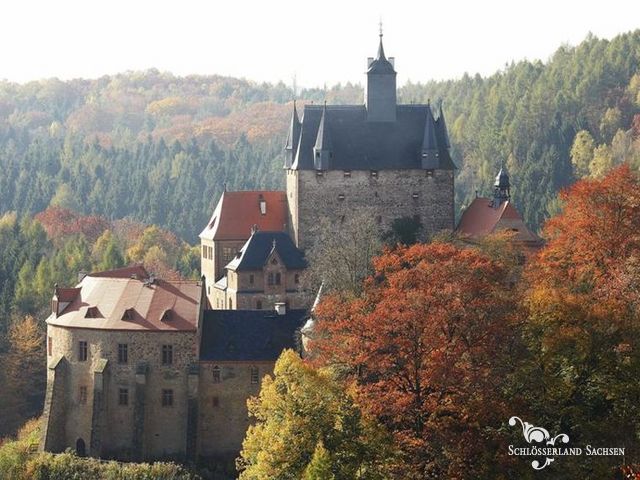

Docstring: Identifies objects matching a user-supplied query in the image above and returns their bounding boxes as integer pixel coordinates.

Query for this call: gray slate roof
[291,104,455,171]
[226,231,307,272]
[199,309,307,361]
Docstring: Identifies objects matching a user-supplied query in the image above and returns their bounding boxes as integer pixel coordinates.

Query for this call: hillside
[1,31,639,243]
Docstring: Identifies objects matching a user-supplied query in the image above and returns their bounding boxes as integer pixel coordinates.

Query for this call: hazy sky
[2,0,639,87]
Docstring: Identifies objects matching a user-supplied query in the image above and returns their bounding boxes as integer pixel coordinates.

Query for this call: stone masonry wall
[45,325,196,460]
[292,169,454,250]
[197,361,273,460]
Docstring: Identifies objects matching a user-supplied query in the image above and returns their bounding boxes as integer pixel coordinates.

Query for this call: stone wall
[290,168,454,250]
[44,325,197,460]
[197,361,273,460]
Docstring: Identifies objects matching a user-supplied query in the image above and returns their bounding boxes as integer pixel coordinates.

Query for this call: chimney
[274,302,287,316]
[52,283,59,317]
[258,193,267,215]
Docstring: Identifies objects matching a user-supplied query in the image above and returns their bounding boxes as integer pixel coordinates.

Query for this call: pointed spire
[313,103,332,170]
[421,107,439,169]
[284,100,302,168]
[377,21,386,61]
[436,101,451,149]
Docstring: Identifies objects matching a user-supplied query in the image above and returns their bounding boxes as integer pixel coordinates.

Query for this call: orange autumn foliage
[311,242,521,478]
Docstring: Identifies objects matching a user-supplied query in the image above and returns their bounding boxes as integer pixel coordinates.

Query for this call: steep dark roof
[200,309,308,361]
[291,104,454,171]
[226,231,307,271]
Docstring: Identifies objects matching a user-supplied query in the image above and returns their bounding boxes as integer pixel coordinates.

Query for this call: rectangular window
[119,388,129,406]
[212,366,221,383]
[79,386,87,405]
[212,396,219,407]
[256,300,262,309]
[162,345,173,365]
[268,273,274,286]
[275,273,281,285]
[78,341,88,362]
[162,389,173,407]
[48,336,52,356]
[118,343,128,364]
[202,245,206,258]
[249,274,254,285]
[250,366,259,384]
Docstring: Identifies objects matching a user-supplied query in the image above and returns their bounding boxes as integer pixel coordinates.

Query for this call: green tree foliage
[237,350,394,480]
[570,130,595,178]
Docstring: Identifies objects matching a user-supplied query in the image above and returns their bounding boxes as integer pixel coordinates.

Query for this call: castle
[39,32,535,465]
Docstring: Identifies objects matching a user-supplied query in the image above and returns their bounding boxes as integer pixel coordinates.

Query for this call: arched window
[275,273,281,285]
[212,366,221,383]
[76,438,86,457]
[229,299,233,309]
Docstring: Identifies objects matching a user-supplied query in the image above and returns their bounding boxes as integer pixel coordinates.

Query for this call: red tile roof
[456,197,542,247]
[199,191,287,241]
[47,270,202,331]
[54,287,81,303]
[87,264,149,279]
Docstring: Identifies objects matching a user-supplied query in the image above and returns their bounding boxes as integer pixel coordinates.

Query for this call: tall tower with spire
[365,25,397,122]
[284,29,455,249]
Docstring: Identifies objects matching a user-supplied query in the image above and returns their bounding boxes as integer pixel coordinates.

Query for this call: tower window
[48,336,53,356]
[412,192,419,200]
[212,396,220,407]
[370,170,378,178]
[119,388,129,406]
[426,170,434,177]
[338,194,345,201]
[212,366,221,383]
[343,170,351,177]
[162,389,174,407]
[78,341,88,362]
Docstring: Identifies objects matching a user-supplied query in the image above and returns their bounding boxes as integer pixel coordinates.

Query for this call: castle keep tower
[285,32,455,250]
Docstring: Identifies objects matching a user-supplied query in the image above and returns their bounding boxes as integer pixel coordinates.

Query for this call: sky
[1,0,639,88]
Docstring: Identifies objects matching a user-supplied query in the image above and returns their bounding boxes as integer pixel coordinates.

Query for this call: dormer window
[161,309,173,322]
[122,308,135,321]
[85,307,99,318]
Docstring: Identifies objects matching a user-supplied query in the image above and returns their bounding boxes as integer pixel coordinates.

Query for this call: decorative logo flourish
[509,416,570,470]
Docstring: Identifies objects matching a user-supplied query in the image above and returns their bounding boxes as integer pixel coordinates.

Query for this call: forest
[1,28,640,478]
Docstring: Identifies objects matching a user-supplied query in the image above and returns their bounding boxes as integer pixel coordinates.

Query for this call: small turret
[284,101,301,169]
[365,25,397,122]
[421,106,439,169]
[435,102,451,149]
[313,103,332,170]
[492,166,511,207]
